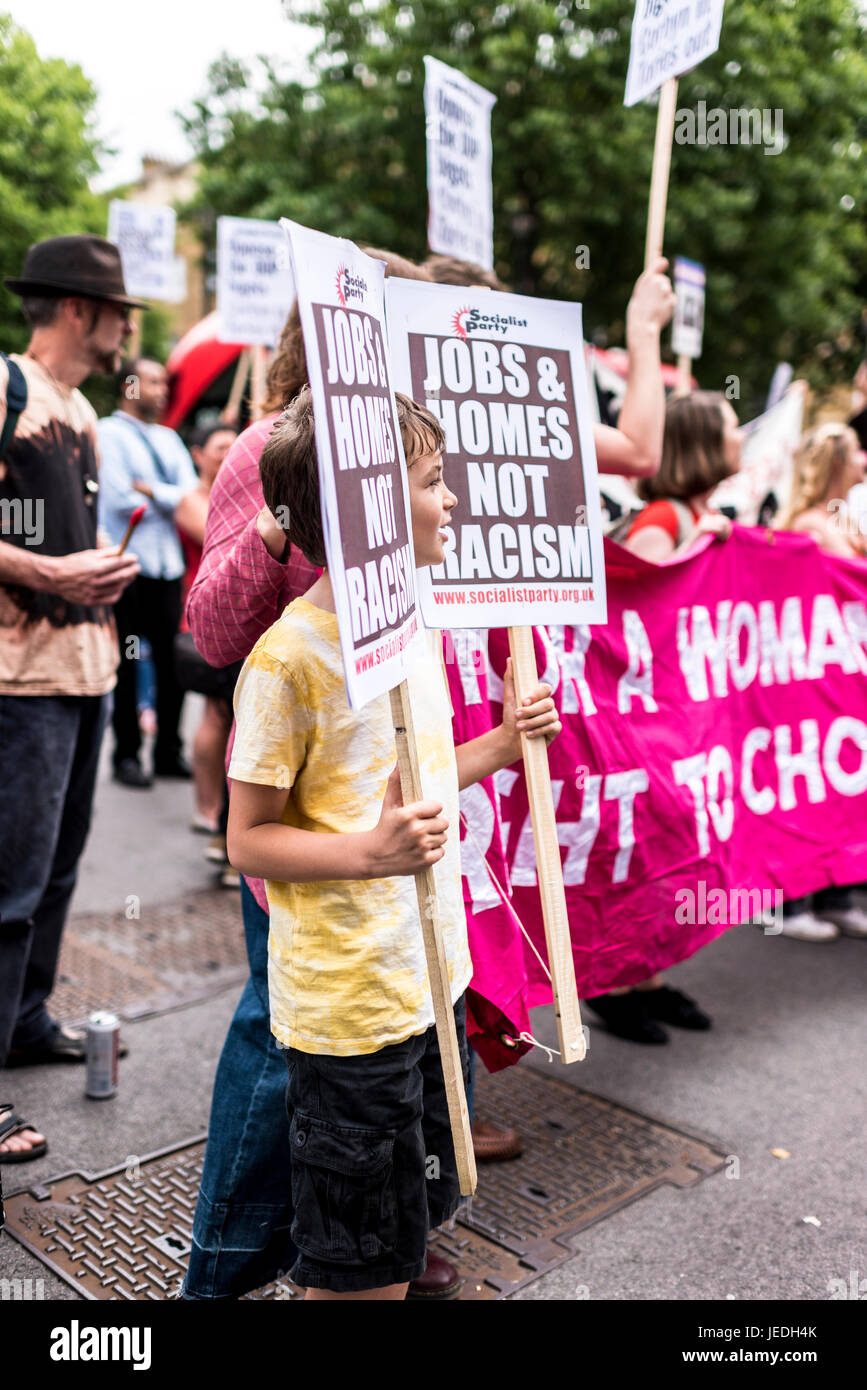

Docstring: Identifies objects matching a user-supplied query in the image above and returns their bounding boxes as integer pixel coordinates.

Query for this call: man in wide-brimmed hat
[0,236,141,1165]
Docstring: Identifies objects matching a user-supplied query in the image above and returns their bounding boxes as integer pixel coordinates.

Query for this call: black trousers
[112,575,184,768]
[0,694,108,1060]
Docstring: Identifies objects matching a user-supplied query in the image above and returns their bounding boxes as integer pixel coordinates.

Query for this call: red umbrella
[163,312,247,430]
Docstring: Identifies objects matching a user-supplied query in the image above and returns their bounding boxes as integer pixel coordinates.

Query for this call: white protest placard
[711,383,804,524]
[672,256,706,359]
[280,220,421,710]
[107,202,178,301]
[217,216,296,347]
[625,0,725,107]
[386,279,607,631]
[766,362,793,413]
[167,256,188,305]
[424,55,496,270]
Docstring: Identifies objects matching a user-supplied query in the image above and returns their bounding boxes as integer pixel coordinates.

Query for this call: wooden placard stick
[644,75,679,270]
[220,348,251,427]
[508,626,586,1065]
[249,344,269,422]
[389,680,477,1196]
[676,353,692,395]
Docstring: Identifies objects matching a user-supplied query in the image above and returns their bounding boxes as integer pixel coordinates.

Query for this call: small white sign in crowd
[625,0,726,107]
[672,256,706,360]
[216,216,296,347]
[423,55,497,271]
[107,201,183,303]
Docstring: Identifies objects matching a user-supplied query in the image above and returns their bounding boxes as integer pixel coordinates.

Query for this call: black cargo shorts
[284,995,469,1293]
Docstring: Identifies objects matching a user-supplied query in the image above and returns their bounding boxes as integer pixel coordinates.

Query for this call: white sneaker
[779,911,840,942]
[817,906,867,939]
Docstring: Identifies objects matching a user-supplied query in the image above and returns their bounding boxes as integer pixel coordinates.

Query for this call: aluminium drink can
[85,1011,120,1099]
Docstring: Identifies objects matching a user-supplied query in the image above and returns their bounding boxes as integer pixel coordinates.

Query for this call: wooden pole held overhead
[644,76,679,270]
[676,352,692,394]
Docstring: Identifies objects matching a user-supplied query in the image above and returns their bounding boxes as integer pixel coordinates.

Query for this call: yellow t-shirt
[229,598,472,1056]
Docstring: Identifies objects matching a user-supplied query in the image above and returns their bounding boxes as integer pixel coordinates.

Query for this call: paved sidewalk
[3,709,866,1300]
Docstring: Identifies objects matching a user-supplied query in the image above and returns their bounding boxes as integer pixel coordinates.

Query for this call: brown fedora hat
[4,234,149,310]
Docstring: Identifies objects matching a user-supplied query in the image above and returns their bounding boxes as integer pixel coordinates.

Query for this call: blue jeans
[182,878,296,1299]
[0,693,108,1061]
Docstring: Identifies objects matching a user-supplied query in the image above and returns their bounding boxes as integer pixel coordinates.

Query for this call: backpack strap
[0,354,28,461]
[113,412,172,484]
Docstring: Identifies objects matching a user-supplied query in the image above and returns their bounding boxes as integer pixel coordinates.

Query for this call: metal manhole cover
[3,1140,206,1300]
[466,1065,726,1254]
[3,1067,726,1301]
[48,891,248,1026]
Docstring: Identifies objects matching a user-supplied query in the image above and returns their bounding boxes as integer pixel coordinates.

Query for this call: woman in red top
[586,391,741,1044]
[625,389,741,561]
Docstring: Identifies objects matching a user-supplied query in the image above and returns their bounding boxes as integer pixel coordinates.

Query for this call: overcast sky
[6,0,317,188]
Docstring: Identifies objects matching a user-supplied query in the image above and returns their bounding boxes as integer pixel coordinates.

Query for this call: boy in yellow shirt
[228,386,560,1300]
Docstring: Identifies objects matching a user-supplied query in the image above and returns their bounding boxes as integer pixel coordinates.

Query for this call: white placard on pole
[424,55,496,270]
[625,0,725,108]
[107,202,177,301]
[672,256,706,360]
[217,216,296,347]
[279,219,477,1189]
[388,276,594,1065]
[386,278,607,631]
[280,220,422,711]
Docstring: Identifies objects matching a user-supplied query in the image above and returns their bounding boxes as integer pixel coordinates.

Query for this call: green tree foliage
[182,0,867,411]
[0,15,107,352]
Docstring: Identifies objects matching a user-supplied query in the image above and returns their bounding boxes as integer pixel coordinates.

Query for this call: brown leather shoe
[472,1118,523,1163]
[406,1251,463,1300]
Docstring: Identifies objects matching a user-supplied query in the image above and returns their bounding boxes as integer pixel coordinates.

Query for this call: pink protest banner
[451,527,867,1037]
[444,628,533,1069]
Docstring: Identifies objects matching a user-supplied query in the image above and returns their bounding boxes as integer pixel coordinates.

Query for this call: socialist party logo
[451,305,528,339]
[335,264,369,306]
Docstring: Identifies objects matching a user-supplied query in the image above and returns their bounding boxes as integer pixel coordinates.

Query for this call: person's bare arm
[622,525,676,563]
[673,512,731,557]
[174,486,210,547]
[595,257,674,478]
[227,767,449,882]
[454,660,560,788]
[624,513,731,564]
[0,540,139,603]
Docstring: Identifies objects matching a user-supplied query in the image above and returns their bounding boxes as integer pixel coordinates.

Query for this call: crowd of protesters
[1,232,865,1301]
